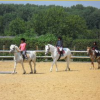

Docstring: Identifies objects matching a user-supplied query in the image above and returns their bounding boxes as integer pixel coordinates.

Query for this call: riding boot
[58,51,63,60]
[58,52,61,60]
[24,55,28,60]
[61,51,63,56]
[95,53,97,58]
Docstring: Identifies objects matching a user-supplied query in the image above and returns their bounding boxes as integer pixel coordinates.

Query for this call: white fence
[0,50,90,59]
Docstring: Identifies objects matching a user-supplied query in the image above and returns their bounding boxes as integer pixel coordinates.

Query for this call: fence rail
[0,50,87,53]
[0,50,90,59]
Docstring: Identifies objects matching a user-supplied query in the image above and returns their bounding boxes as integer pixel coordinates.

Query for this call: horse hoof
[12,71,17,74]
[30,72,33,74]
[69,68,70,71]
[56,69,58,72]
[34,70,36,74]
[23,72,26,74]
[50,68,52,72]
[12,72,15,74]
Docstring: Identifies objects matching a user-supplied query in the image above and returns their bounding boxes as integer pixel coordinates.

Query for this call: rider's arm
[56,41,58,47]
[19,44,21,49]
[96,46,98,50]
[61,40,63,47]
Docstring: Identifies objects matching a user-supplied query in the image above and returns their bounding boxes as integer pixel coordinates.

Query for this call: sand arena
[0,61,100,100]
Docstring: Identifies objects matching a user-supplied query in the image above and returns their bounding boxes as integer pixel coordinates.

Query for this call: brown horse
[87,47,100,69]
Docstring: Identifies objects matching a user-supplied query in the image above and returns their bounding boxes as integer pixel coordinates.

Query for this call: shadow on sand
[57,70,79,72]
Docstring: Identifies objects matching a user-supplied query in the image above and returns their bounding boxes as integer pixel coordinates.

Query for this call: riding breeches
[21,51,27,58]
[57,47,63,51]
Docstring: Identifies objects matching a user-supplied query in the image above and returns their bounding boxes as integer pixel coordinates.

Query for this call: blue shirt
[56,40,63,47]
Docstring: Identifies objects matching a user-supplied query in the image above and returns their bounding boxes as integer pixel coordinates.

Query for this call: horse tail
[31,51,36,61]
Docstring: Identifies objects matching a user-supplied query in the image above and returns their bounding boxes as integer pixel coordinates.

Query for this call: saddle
[95,52,100,57]
[57,47,65,55]
[21,51,28,60]
[57,47,65,60]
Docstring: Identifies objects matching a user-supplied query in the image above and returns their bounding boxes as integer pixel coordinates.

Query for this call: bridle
[10,47,15,53]
[10,46,19,53]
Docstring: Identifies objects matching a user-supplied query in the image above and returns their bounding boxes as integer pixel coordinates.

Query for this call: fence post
[36,45,38,50]
[71,46,76,62]
[3,44,5,50]
[2,44,5,61]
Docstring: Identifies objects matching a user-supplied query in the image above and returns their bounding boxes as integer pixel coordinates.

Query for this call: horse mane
[87,47,95,56]
[48,44,56,48]
[87,47,91,49]
[11,44,20,52]
[15,45,20,51]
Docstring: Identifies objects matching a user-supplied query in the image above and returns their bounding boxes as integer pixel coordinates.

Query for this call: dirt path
[0,61,100,100]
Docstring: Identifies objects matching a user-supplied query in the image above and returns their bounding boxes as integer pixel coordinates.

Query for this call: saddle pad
[57,48,67,54]
[63,48,68,51]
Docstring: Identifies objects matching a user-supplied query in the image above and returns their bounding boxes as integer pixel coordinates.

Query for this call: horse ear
[87,46,90,48]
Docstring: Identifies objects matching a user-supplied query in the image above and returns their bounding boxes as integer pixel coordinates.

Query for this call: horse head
[87,47,95,56]
[87,47,91,55]
[9,45,20,53]
[45,44,50,55]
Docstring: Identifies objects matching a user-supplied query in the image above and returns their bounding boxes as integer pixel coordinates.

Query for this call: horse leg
[55,62,58,72]
[98,63,100,69]
[97,58,100,69]
[33,61,36,74]
[65,57,70,71]
[12,62,17,74]
[50,59,56,72]
[90,61,94,69]
[21,62,26,74]
[91,60,94,70]
[29,61,33,74]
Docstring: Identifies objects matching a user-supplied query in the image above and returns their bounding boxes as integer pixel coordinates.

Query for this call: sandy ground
[0,61,100,100]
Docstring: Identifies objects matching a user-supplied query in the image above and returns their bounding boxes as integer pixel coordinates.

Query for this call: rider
[56,36,63,56]
[19,38,27,59]
[92,42,99,58]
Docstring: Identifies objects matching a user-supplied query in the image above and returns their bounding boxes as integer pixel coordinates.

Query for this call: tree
[64,15,87,38]
[32,7,68,35]
[9,18,25,36]
[32,7,87,39]
[0,16,4,35]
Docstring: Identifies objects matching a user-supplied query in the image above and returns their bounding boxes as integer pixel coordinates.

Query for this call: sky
[0,1,100,8]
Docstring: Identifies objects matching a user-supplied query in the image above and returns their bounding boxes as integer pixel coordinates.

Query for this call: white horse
[9,45,36,74]
[45,44,71,72]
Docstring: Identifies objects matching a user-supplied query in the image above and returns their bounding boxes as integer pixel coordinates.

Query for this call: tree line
[0,3,100,40]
